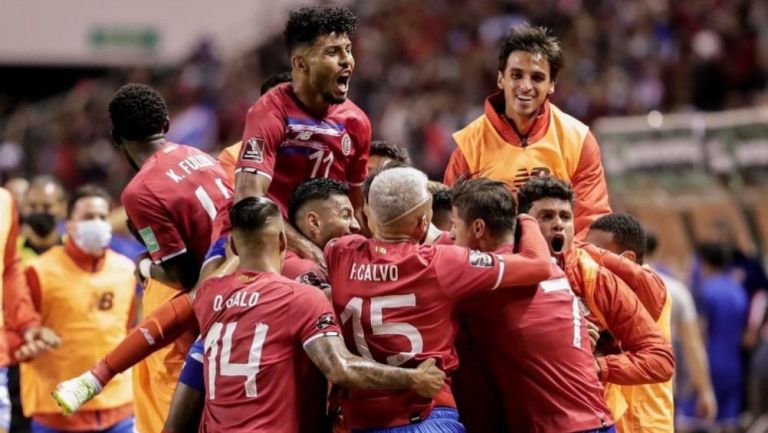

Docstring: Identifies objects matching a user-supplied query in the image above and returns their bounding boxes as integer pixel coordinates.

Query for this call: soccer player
[188,196,446,432]
[163,178,361,433]
[217,71,293,185]
[235,4,371,267]
[586,214,674,432]
[52,83,232,430]
[516,177,674,389]
[450,177,615,432]
[444,24,610,237]
[324,166,553,432]
[367,140,411,173]
[22,186,136,433]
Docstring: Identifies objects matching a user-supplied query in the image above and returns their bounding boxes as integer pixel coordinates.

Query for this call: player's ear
[497,70,504,90]
[548,80,556,95]
[291,54,307,73]
[307,211,320,233]
[620,250,637,263]
[278,229,287,253]
[163,117,170,134]
[472,219,485,239]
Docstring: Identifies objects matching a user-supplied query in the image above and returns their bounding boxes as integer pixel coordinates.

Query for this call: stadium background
[0,0,767,430]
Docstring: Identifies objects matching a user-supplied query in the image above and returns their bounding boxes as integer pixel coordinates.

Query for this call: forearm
[597,341,675,385]
[331,354,416,391]
[499,217,551,286]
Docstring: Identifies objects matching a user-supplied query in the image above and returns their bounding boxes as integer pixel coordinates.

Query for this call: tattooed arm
[303,335,445,397]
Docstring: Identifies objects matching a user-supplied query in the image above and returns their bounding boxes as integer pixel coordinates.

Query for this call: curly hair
[517,176,573,214]
[284,4,357,52]
[109,83,168,141]
[498,24,564,81]
[590,213,647,263]
[288,178,350,226]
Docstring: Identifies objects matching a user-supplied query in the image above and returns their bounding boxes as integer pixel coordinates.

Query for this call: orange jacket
[565,248,674,385]
[444,94,610,237]
[579,243,668,322]
[218,141,240,187]
[0,188,42,366]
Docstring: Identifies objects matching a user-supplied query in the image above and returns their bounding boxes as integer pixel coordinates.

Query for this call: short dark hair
[590,214,647,263]
[283,5,357,52]
[517,176,573,214]
[67,185,111,218]
[371,140,411,165]
[432,189,452,214]
[230,197,281,233]
[452,177,517,236]
[109,83,168,141]
[498,24,564,81]
[288,178,350,226]
[260,71,292,95]
[646,231,659,256]
[362,161,411,202]
[697,242,732,271]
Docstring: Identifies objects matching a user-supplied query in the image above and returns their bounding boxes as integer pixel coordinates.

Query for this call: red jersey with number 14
[122,143,233,266]
[324,235,506,429]
[237,83,371,215]
[194,271,341,433]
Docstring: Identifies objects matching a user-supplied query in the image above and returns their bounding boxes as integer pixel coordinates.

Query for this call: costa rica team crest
[342,133,352,155]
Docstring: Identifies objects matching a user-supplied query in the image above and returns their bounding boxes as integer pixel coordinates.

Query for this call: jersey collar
[484,92,551,147]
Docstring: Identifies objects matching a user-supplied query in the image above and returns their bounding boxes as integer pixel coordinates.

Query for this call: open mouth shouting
[336,72,351,94]
[549,233,565,254]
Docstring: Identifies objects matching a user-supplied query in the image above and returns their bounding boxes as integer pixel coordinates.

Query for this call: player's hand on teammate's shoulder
[294,236,328,272]
[410,358,446,398]
[16,326,61,361]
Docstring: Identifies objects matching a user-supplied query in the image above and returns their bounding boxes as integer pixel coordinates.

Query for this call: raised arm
[303,335,445,397]
[497,215,552,287]
[581,243,667,321]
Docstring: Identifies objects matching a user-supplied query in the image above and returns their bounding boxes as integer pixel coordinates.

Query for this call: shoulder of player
[283,251,324,277]
[335,100,371,128]
[248,83,290,115]
[326,234,368,251]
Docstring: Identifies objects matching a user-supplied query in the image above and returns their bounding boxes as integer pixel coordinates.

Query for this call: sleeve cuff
[597,356,610,382]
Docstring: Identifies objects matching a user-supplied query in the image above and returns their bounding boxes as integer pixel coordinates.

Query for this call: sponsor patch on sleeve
[241,137,265,162]
[315,313,338,330]
[139,227,160,253]
[468,250,495,268]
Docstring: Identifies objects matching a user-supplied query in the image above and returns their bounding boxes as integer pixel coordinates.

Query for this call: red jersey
[283,250,331,296]
[238,83,371,215]
[455,245,612,433]
[122,143,233,266]
[193,270,341,433]
[323,235,506,429]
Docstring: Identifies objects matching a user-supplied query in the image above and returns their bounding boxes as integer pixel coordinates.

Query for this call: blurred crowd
[1,0,768,188]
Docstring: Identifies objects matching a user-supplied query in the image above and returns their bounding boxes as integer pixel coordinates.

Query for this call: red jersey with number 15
[237,83,371,215]
[121,143,232,267]
[194,271,341,433]
[324,234,506,430]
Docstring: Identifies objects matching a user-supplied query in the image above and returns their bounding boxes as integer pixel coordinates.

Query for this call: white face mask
[72,219,112,256]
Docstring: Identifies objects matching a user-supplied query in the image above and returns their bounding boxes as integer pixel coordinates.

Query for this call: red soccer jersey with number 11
[194,270,341,433]
[324,235,508,430]
[121,143,232,267]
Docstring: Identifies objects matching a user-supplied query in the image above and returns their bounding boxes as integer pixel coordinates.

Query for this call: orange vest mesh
[21,247,135,415]
[452,104,588,191]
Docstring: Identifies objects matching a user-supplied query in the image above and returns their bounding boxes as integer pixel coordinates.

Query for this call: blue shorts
[31,416,134,433]
[0,368,9,431]
[202,236,229,268]
[178,337,205,392]
[678,383,741,427]
[580,426,616,433]
[352,408,465,433]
